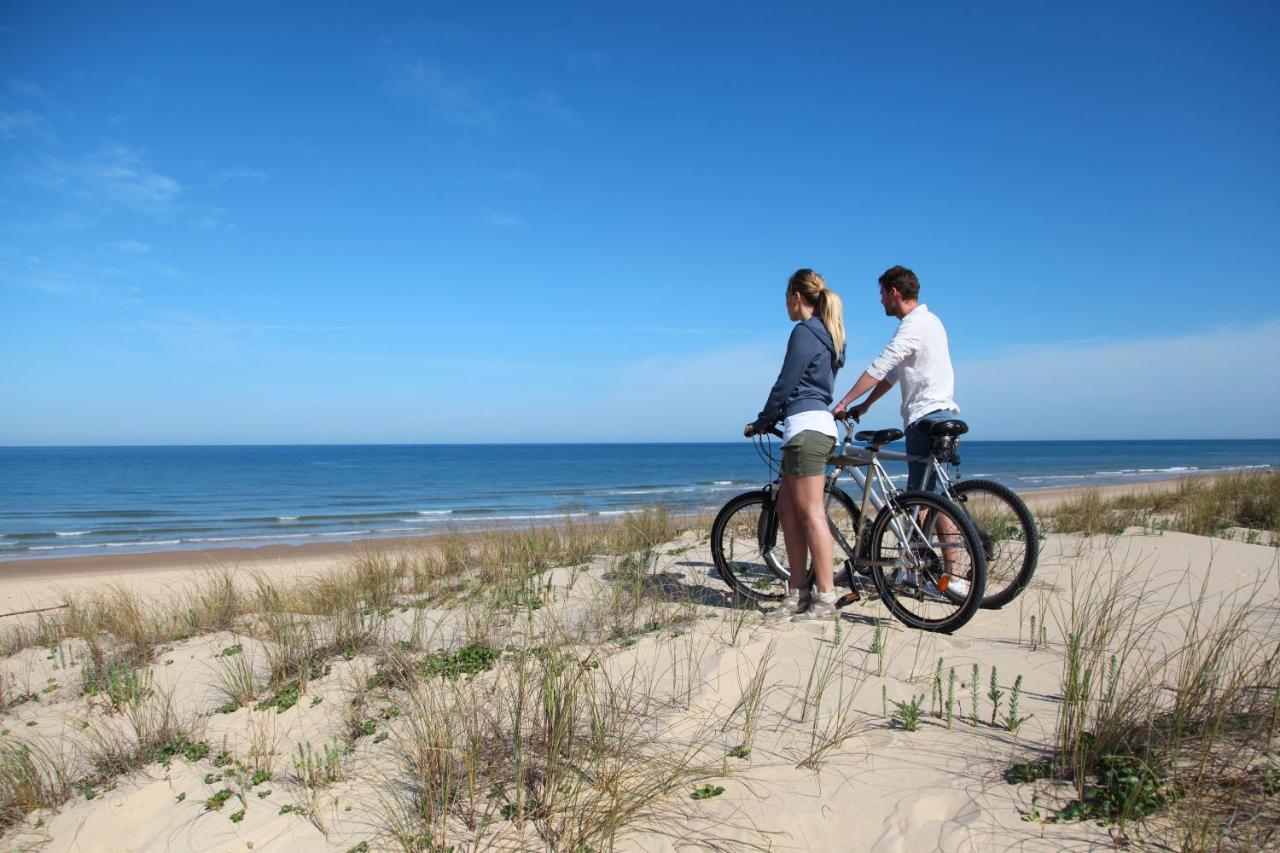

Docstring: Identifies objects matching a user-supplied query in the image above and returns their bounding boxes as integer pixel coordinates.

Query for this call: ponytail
[817,289,845,360]
[788,268,846,361]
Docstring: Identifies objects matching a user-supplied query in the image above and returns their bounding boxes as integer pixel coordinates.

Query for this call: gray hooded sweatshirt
[752,316,845,433]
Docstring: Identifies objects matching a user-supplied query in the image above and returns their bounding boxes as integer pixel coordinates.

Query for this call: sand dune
[1,501,1277,851]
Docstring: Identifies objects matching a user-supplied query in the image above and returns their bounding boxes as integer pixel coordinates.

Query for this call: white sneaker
[946,576,971,598]
[792,590,839,621]
[769,588,810,619]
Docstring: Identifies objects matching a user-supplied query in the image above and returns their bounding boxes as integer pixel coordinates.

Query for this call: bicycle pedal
[835,591,861,609]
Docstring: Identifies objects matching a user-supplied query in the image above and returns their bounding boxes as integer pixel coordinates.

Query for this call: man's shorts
[780,430,836,477]
[905,409,960,491]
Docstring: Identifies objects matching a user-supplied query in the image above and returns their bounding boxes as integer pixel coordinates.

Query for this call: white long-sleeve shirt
[865,304,958,426]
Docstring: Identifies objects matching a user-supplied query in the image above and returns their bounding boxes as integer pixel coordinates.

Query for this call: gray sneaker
[892,568,920,590]
[792,592,838,622]
[769,589,810,619]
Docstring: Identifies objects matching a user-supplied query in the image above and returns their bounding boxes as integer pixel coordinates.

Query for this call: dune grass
[0,509,703,841]
[1040,471,1280,540]
[1008,539,1280,847]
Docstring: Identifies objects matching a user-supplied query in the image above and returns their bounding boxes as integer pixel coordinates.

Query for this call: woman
[744,268,846,619]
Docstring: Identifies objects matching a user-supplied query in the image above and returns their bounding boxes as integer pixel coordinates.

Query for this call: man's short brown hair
[878,265,920,300]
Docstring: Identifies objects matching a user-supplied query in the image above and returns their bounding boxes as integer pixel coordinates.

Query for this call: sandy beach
[0,473,1276,851]
[0,469,1263,614]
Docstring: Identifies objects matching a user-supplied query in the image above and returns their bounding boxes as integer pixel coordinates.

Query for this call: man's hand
[743,423,756,437]
[850,402,870,422]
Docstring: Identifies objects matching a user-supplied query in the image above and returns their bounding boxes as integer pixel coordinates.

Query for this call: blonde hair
[788,268,845,357]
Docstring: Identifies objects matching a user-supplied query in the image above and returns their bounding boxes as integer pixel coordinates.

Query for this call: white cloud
[211,167,268,185]
[0,253,139,299]
[108,240,151,254]
[8,78,48,99]
[527,341,780,441]
[486,211,522,228]
[26,146,181,214]
[0,109,52,141]
[517,319,1280,441]
[527,89,580,125]
[391,59,495,127]
[956,320,1280,439]
[88,147,180,211]
[193,206,235,231]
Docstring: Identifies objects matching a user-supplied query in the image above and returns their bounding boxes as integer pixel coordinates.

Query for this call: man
[834,265,967,596]
[833,265,958,492]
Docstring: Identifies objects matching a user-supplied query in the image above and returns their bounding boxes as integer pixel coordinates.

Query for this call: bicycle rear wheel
[868,490,986,633]
[950,479,1039,610]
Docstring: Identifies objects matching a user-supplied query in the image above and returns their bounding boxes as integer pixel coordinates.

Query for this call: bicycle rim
[869,490,986,633]
[710,490,790,602]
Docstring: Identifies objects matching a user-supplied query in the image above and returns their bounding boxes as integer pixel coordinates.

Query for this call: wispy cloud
[0,109,53,142]
[192,205,235,231]
[486,210,522,228]
[109,240,151,254]
[515,319,1280,441]
[567,49,607,71]
[24,145,182,215]
[211,167,268,185]
[526,89,581,125]
[957,320,1280,439]
[390,59,495,126]
[8,78,48,99]
[0,253,142,301]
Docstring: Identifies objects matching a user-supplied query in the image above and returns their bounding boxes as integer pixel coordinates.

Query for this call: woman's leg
[776,477,810,592]
[788,473,834,593]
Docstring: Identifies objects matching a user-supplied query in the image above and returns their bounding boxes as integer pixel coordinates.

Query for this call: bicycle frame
[822,436,956,572]
[827,432,959,513]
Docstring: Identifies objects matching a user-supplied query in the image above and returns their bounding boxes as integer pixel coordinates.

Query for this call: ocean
[1,440,1276,561]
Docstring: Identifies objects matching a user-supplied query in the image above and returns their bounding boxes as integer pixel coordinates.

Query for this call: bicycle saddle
[855,428,904,446]
[926,419,968,438]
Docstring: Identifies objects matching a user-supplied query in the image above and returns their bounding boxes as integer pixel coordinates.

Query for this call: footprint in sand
[873,790,981,851]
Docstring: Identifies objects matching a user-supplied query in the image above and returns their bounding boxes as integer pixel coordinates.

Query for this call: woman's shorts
[780,430,836,477]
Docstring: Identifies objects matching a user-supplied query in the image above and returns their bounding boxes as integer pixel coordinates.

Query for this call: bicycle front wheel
[710,490,790,603]
[951,479,1039,610]
[868,490,987,633]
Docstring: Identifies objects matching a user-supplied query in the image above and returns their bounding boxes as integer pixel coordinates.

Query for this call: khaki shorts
[780,430,835,477]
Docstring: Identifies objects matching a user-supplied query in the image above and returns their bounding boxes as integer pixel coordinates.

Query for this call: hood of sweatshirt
[801,316,845,370]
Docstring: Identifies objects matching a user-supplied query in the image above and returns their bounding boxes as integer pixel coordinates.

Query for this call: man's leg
[905,412,966,588]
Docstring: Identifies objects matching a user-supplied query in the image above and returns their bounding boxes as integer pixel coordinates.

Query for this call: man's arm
[834,371,879,417]
[834,375,894,419]
[834,317,919,419]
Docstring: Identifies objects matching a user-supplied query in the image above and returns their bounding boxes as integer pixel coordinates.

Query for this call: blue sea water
[1,440,1277,561]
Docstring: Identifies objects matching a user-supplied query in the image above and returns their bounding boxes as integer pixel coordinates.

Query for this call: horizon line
[3,437,1280,449]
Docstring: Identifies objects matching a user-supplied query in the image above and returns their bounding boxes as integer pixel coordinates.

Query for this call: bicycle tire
[710,486,861,604]
[950,479,1040,610]
[711,490,787,602]
[867,490,987,633]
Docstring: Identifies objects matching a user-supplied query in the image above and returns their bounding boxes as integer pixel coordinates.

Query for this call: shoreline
[2,468,1271,584]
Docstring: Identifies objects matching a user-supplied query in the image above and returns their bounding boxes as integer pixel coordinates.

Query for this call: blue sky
[2,1,1278,444]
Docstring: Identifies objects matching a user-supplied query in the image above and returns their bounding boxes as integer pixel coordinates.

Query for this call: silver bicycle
[711,420,989,633]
